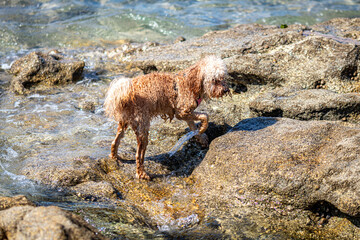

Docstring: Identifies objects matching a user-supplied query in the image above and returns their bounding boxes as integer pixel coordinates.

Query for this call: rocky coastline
[1,18,360,239]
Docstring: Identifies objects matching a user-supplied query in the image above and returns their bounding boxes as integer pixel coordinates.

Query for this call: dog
[104,56,229,180]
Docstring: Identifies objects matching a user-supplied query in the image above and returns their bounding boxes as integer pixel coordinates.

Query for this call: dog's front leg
[178,112,209,147]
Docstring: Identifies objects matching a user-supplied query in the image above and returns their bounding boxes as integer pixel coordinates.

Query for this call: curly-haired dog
[104,56,229,180]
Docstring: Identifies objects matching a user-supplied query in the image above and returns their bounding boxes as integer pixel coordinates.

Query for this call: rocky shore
[1,18,360,239]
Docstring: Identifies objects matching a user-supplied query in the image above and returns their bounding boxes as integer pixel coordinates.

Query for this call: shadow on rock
[148,121,232,178]
[231,117,278,132]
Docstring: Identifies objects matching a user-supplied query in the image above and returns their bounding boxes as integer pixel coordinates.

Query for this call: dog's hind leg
[132,121,151,180]
[109,122,128,160]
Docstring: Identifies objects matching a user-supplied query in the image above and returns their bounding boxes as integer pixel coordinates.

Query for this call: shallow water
[1,0,360,238]
[1,0,360,58]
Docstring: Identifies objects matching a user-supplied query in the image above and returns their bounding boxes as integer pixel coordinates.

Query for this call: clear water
[1,0,360,58]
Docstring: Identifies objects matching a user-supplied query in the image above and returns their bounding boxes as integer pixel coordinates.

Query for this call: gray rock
[9,51,85,94]
[250,88,360,121]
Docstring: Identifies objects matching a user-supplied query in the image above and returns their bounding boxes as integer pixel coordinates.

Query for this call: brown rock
[119,18,360,92]
[0,195,35,210]
[249,88,360,121]
[0,205,107,240]
[193,117,360,216]
[9,51,85,94]
[191,117,360,238]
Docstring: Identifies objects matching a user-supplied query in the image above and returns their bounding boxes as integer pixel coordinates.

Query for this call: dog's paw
[196,133,209,148]
[109,153,121,161]
[136,170,151,180]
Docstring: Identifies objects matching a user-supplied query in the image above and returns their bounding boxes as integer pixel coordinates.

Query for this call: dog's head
[199,55,229,99]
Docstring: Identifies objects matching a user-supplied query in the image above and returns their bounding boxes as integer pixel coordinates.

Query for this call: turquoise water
[1,0,360,56]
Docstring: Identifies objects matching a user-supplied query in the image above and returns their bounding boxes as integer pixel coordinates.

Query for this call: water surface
[1,0,360,58]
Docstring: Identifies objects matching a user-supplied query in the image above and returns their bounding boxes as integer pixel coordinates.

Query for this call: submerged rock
[9,51,85,94]
[0,196,107,240]
[192,117,360,238]
[250,88,360,121]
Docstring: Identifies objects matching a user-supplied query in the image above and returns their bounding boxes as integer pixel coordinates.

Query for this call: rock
[9,51,85,94]
[70,181,118,200]
[0,195,35,210]
[194,117,360,216]
[118,18,360,92]
[192,117,360,237]
[0,196,107,240]
[312,18,360,41]
[79,99,97,113]
[21,156,104,188]
[249,88,360,121]
[20,156,124,202]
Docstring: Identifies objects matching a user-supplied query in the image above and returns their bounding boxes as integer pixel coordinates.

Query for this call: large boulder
[20,156,120,201]
[193,117,360,216]
[250,88,360,121]
[191,117,360,238]
[9,51,85,94]
[112,18,360,93]
[0,196,107,240]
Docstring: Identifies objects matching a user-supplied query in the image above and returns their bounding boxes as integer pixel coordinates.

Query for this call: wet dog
[104,56,229,180]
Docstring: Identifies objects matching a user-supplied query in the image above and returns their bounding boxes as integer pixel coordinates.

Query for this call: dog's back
[104,73,178,123]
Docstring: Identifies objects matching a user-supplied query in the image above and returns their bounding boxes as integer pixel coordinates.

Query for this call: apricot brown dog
[104,56,229,180]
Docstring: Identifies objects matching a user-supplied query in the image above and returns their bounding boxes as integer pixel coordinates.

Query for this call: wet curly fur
[104,56,229,180]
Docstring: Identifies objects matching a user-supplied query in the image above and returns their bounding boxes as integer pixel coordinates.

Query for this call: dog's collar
[196,97,202,106]
[173,80,178,92]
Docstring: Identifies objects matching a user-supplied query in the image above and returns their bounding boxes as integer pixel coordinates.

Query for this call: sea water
[1,0,360,58]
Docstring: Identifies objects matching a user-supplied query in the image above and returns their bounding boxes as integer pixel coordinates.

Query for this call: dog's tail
[104,77,133,121]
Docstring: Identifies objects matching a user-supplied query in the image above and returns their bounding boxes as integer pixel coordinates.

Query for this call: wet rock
[174,36,186,43]
[0,196,107,240]
[79,99,97,113]
[119,18,360,92]
[9,51,85,94]
[70,181,118,200]
[250,88,360,121]
[22,157,103,188]
[312,18,360,41]
[192,117,360,238]
[0,195,35,210]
